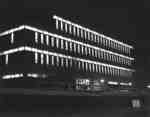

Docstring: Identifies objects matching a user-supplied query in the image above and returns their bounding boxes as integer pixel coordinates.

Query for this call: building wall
[0,24,135,90]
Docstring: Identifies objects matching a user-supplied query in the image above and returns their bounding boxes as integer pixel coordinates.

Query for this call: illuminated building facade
[0,15,135,91]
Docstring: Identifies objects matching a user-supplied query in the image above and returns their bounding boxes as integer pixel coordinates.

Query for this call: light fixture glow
[2,73,24,79]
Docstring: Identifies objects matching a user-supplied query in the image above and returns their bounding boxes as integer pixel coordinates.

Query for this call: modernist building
[0,15,135,91]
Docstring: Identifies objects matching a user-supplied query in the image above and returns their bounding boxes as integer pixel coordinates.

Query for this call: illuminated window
[132,99,141,108]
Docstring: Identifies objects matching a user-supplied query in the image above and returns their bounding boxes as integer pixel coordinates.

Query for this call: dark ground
[0,94,149,117]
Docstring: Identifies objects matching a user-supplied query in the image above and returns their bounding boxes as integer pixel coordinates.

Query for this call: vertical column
[41,54,44,64]
[69,24,72,34]
[70,42,72,51]
[35,52,38,64]
[70,59,73,67]
[73,26,76,36]
[61,39,64,49]
[41,34,44,44]
[61,57,64,67]
[51,55,54,66]
[85,46,87,56]
[87,31,90,40]
[56,19,59,30]
[77,27,80,37]
[46,35,49,46]
[91,33,94,41]
[82,61,84,71]
[77,44,80,54]
[78,61,81,69]
[51,37,55,47]
[81,45,84,55]
[95,64,98,73]
[89,63,91,72]
[81,29,83,38]
[60,21,63,31]
[66,58,68,68]
[56,56,59,66]
[5,54,8,64]
[74,43,76,53]
[65,23,68,32]
[35,32,38,43]
[65,41,68,50]
[11,33,14,44]
[124,47,126,54]
[56,38,59,48]
[92,64,95,72]
[84,31,87,39]
[46,55,49,65]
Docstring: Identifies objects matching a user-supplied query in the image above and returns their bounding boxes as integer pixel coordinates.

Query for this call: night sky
[0,0,149,88]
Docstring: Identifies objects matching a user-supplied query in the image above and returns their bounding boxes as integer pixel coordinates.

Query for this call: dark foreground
[0,93,149,117]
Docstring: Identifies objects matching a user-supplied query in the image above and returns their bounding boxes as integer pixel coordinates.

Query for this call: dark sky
[0,0,149,88]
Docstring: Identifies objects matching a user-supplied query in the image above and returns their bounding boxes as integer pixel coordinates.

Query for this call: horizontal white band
[0,46,135,72]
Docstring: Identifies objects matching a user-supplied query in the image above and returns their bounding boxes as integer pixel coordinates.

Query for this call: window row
[34,32,133,66]
[34,53,133,78]
[53,15,132,55]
